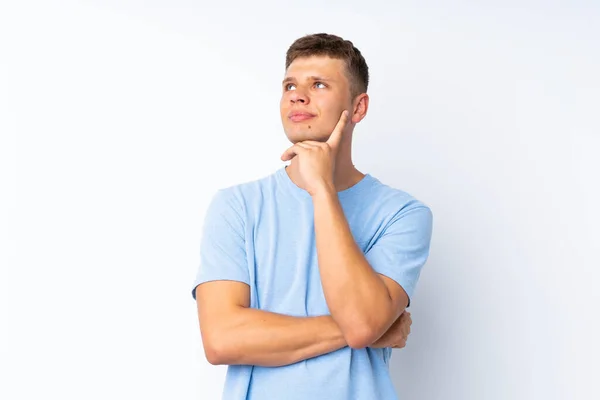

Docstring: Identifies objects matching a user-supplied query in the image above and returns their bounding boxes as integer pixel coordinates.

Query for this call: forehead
[284,56,348,82]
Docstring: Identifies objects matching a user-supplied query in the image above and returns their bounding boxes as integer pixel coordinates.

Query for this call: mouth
[288,112,316,122]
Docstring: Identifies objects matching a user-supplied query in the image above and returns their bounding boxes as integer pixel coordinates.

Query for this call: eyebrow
[282,76,334,84]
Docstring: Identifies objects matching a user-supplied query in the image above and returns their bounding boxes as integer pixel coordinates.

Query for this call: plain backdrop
[3,1,599,399]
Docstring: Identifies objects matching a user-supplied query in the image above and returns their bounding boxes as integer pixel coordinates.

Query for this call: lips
[288,112,316,122]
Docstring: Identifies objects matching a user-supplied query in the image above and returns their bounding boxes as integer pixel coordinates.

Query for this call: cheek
[280,97,291,114]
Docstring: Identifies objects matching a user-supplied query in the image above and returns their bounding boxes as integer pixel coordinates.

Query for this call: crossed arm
[195,189,414,367]
[195,281,409,367]
[196,281,346,367]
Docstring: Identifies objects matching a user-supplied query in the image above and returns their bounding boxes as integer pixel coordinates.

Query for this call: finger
[298,140,323,147]
[281,144,307,161]
[325,110,349,149]
[403,322,410,333]
[282,141,323,161]
[400,314,410,325]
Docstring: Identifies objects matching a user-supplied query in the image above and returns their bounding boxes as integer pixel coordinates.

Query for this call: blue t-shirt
[191,166,433,400]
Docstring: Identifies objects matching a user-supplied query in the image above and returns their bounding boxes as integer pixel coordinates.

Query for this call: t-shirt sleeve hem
[372,266,417,308]
[191,276,251,300]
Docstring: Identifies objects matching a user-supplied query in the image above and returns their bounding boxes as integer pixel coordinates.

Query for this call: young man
[192,33,433,400]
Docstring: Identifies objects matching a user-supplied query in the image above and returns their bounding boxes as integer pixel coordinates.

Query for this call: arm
[195,280,347,367]
[277,111,432,351]
[312,188,408,349]
[193,189,350,368]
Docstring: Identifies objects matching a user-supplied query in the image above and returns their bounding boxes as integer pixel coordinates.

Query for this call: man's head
[280,33,370,144]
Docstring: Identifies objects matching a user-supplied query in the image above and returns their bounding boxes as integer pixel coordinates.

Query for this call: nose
[289,88,309,105]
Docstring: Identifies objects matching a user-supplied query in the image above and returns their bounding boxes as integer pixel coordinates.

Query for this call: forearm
[312,187,395,347]
[209,307,347,367]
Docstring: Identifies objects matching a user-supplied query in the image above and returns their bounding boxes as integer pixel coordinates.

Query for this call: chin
[284,127,328,143]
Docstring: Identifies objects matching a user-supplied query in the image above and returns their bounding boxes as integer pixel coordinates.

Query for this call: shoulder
[208,169,280,213]
[366,175,433,221]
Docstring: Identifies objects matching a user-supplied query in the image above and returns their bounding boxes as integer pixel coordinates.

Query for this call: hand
[280,110,349,196]
[370,310,412,349]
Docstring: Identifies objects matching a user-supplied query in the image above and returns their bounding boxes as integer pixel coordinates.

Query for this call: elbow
[344,326,377,350]
[203,343,225,365]
[202,335,230,365]
[343,315,390,349]
[204,346,225,365]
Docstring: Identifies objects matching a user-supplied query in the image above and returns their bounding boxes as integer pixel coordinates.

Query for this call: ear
[351,93,369,124]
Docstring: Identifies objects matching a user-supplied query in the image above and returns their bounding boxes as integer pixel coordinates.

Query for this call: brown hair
[285,33,369,98]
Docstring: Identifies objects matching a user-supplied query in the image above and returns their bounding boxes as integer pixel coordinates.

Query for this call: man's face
[280,56,354,144]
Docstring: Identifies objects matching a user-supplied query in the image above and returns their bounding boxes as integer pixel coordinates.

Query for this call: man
[191,33,433,400]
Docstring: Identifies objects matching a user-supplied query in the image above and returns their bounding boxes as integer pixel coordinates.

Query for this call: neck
[286,142,365,192]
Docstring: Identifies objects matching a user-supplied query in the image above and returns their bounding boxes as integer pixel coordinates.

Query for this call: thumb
[326,110,350,149]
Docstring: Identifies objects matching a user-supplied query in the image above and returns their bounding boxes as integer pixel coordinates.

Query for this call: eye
[285,83,296,91]
[314,82,326,89]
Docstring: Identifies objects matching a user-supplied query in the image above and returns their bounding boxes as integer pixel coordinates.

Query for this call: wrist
[310,180,336,198]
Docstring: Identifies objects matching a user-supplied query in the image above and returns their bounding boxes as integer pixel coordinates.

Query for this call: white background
[3,1,599,399]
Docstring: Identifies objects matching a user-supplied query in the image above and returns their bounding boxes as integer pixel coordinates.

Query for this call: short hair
[285,33,369,98]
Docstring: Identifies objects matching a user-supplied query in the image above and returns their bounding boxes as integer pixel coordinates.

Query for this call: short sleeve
[364,205,433,307]
[191,189,250,300]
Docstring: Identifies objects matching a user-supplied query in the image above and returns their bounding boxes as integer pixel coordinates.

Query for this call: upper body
[192,33,434,399]
[191,166,433,399]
